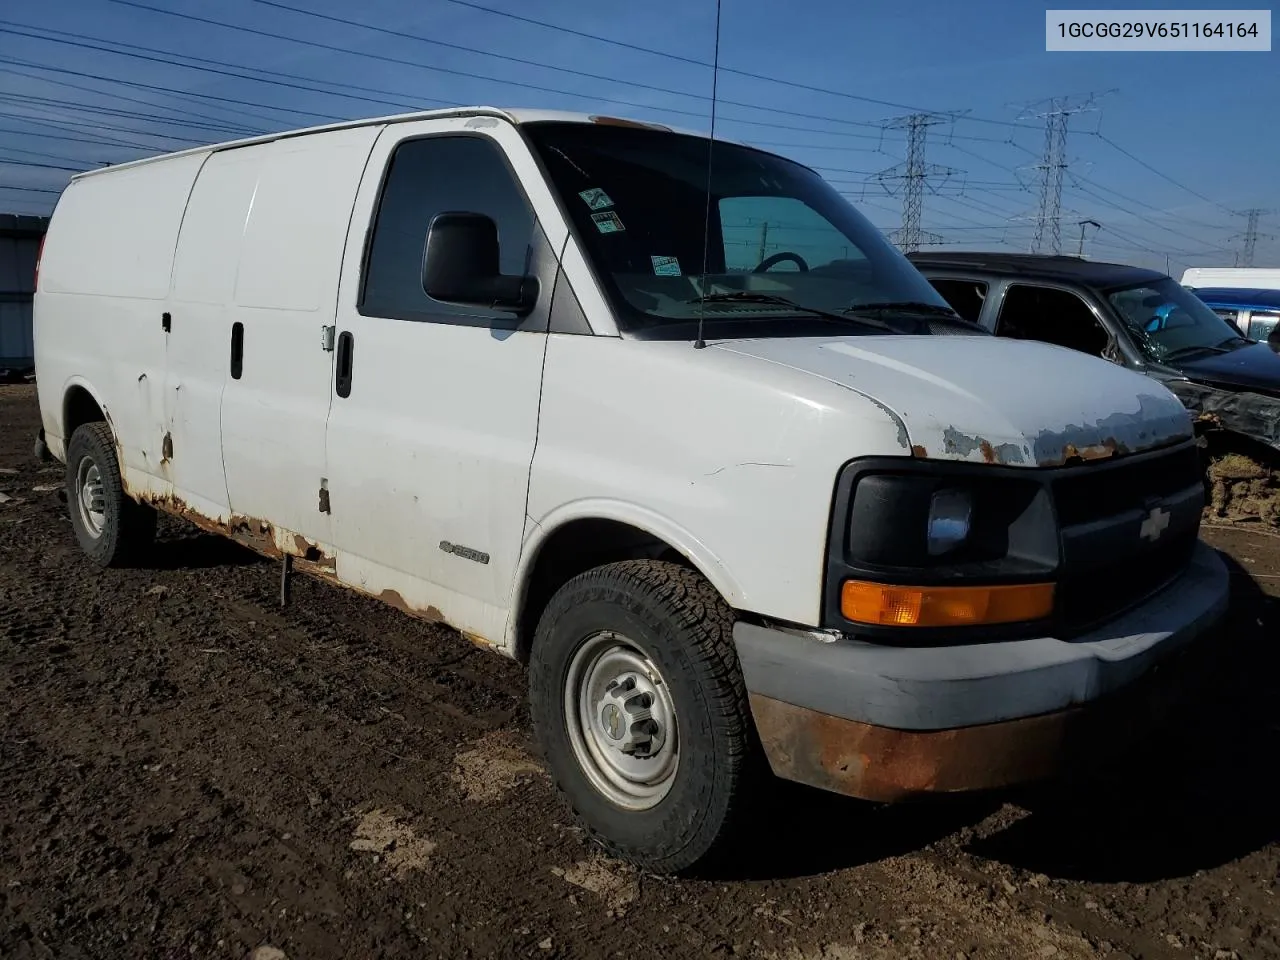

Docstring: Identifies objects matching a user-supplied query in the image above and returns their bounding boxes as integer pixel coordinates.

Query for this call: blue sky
[0,0,1275,273]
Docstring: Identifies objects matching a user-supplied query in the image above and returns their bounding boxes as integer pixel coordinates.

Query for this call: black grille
[1050,441,1205,634]
[1044,442,1203,640]
[1056,529,1197,634]
[1051,442,1203,527]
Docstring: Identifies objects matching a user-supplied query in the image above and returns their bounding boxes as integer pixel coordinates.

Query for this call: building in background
[1,214,49,379]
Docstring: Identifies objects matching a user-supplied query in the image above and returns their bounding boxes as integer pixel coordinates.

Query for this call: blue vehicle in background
[1187,287,1280,352]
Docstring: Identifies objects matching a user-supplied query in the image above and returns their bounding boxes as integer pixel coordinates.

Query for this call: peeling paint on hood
[713,335,1193,467]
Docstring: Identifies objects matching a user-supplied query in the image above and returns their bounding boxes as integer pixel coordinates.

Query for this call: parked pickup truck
[911,251,1280,457]
[33,108,1228,874]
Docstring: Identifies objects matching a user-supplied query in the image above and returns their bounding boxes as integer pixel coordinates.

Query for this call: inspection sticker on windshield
[592,211,626,234]
[650,255,682,277]
[578,187,614,210]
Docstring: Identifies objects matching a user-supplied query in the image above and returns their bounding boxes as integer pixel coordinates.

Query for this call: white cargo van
[34,107,1228,873]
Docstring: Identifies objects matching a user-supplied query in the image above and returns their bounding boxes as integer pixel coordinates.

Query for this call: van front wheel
[529,559,757,874]
[65,422,156,567]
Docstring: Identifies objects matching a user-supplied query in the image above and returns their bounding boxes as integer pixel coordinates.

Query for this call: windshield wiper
[687,292,894,330]
[1163,343,1231,361]
[843,300,962,318]
[843,300,985,333]
[1215,335,1253,349]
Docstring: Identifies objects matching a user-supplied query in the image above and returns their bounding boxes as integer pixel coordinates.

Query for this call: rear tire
[65,422,156,567]
[528,559,759,874]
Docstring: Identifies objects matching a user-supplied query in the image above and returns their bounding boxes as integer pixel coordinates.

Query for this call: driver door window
[995,283,1111,357]
[718,196,867,273]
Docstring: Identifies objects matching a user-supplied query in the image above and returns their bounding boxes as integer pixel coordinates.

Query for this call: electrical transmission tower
[1016,93,1106,255]
[873,112,959,252]
[1231,208,1274,266]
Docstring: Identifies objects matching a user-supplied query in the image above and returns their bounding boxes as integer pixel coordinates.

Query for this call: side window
[1210,306,1243,331]
[361,135,534,323]
[995,284,1111,357]
[1248,311,1280,344]
[718,196,869,273]
[926,278,988,324]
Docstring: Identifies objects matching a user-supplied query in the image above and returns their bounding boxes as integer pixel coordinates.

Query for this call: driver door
[323,117,567,647]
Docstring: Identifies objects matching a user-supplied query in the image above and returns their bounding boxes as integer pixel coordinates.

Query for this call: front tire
[529,559,758,874]
[65,422,156,567]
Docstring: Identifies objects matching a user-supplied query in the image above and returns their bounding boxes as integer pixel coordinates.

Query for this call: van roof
[65,107,717,182]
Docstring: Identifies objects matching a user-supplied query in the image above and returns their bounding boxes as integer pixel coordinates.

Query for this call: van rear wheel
[528,559,758,874]
[65,422,156,567]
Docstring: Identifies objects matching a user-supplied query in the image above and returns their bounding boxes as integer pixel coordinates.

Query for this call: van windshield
[521,121,965,339]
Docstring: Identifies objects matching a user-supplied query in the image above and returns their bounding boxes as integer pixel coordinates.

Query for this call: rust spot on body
[377,589,444,623]
[747,637,1205,802]
[978,439,997,463]
[911,444,927,458]
[135,490,334,569]
[1043,437,1126,467]
[130,485,499,643]
[291,533,329,565]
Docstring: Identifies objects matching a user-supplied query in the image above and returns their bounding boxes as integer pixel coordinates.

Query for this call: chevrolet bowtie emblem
[1139,505,1171,542]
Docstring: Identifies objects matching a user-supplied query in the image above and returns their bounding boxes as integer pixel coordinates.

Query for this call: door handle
[335,330,354,398]
[230,321,244,379]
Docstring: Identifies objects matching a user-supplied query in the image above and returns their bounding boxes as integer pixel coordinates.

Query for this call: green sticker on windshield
[578,187,614,210]
[592,211,625,234]
[651,255,682,277]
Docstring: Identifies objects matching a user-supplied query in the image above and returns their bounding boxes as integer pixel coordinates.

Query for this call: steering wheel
[753,251,809,273]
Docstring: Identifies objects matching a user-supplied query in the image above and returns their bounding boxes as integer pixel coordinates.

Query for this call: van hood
[712,335,1193,466]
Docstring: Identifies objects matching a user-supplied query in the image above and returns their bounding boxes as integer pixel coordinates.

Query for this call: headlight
[827,461,1062,634]
[840,470,1057,571]
[927,489,972,555]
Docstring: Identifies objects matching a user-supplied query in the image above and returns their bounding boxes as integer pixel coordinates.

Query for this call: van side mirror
[421,212,538,316]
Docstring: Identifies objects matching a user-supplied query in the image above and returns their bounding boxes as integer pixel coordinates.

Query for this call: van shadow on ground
[143,524,1278,885]
[964,553,1278,884]
[145,522,267,571]
[703,553,1277,884]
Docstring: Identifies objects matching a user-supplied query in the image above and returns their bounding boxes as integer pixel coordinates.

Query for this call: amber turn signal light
[841,580,1055,628]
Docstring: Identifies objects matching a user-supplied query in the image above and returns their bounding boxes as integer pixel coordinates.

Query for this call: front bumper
[734,540,1229,802]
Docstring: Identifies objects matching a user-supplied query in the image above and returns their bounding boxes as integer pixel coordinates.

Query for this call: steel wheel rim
[75,455,106,538]
[564,630,679,811]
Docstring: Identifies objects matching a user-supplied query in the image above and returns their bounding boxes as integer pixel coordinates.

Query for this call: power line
[118,0,1022,143]
[252,0,716,106]
[1092,133,1234,214]
[420,0,1032,129]
[0,142,111,167]
[0,110,199,148]
[2,59,330,129]
[0,65,273,136]
[0,157,82,171]
[0,23,450,113]
[0,123,160,152]
[1064,172,1234,233]
[0,183,62,195]
[1064,180,1237,256]
[0,21,942,147]
[0,91,251,137]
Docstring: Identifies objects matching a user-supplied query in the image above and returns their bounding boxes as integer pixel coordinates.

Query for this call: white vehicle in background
[32,106,1228,874]
[1182,267,1280,291]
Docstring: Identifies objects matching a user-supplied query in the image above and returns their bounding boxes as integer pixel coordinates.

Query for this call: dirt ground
[2,381,1278,960]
